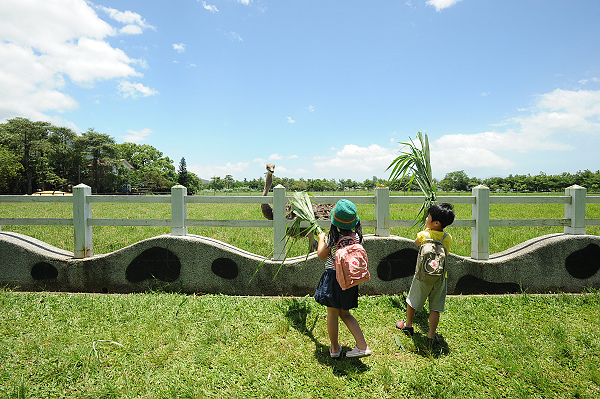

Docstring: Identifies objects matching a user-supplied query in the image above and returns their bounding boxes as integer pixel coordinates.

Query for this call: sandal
[329,345,342,358]
[426,334,441,346]
[346,346,372,358]
[396,320,414,336]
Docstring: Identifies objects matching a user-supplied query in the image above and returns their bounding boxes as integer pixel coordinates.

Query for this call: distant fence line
[1,184,599,261]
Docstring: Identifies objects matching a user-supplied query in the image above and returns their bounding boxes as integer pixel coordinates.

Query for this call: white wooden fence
[1,184,599,261]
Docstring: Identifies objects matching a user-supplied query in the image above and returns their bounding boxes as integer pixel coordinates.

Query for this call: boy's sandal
[329,345,342,358]
[426,334,441,345]
[395,321,414,336]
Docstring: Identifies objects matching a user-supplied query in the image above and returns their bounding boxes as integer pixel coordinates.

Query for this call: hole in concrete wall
[454,275,521,295]
[565,244,600,279]
[377,248,418,281]
[126,247,181,283]
[211,258,239,280]
[31,262,58,280]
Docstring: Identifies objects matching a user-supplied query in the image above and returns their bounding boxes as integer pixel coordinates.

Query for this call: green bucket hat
[331,199,359,230]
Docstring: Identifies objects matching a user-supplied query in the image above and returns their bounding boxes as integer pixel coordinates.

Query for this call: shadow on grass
[282,296,369,376]
[390,294,450,359]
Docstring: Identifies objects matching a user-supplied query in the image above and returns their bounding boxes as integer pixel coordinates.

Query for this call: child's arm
[317,232,331,260]
[415,229,426,246]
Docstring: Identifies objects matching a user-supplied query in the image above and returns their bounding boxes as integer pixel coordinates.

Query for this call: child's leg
[326,307,341,352]
[406,303,416,327]
[428,310,440,339]
[339,309,369,350]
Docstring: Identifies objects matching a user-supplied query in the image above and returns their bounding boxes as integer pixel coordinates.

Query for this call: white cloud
[426,0,463,11]
[579,77,600,85]
[514,89,600,138]
[98,7,155,32]
[430,140,515,174]
[0,0,151,122]
[120,24,143,35]
[427,88,600,176]
[201,2,219,12]
[118,81,159,98]
[120,128,152,143]
[286,116,295,123]
[229,32,244,42]
[269,154,284,160]
[188,162,250,180]
[173,43,186,53]
[314,144,398,176]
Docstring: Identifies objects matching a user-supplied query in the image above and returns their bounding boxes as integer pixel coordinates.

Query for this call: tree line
[1,117,598,195]
[0,117,198,194]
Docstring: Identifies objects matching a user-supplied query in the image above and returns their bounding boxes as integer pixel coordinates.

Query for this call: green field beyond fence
[1,192,599,257]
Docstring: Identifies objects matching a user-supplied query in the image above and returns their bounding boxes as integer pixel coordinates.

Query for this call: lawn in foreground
[1,289,599,398]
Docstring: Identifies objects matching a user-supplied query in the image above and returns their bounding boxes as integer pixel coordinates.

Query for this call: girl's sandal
[329,345,342,358]
[396,321,414,336]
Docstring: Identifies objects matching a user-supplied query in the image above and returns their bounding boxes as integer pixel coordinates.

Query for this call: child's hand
[317,232,329,260]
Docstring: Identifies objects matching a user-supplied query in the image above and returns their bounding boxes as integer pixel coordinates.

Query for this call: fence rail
[1,184,598,260]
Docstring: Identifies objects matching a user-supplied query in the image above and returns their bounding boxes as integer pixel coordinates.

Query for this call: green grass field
[1,290,599,398]
[1,196,599,257]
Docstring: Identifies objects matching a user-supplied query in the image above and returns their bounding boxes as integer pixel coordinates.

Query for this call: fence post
[565,185,586,235]
[273,185,287,261]
[171,185,187,236]
[73,183,93,259]
[471,185,490,260]
[375,187,390,236]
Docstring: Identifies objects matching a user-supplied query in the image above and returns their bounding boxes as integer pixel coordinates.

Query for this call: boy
[396,203,455,344]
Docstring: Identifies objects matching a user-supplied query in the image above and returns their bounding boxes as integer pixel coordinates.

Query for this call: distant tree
[361,178,376,191]
[0,145,22,193]
[0,117,53,194]
[46,126,81,189]
[310,179,326,192]
[178,157,189,187]
[224,174,235,189]
[209,176,224,191]
[185,172,202,194]
[440,170,470,191]
[290,179,308,192]
[75,129,117,193]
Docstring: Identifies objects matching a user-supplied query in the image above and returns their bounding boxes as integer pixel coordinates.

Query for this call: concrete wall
[1,231,599,295]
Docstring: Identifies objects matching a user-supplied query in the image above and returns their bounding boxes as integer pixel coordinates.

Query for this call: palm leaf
[386,131,437,227]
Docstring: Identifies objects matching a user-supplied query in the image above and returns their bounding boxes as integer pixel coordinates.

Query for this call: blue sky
[1,0,599,183]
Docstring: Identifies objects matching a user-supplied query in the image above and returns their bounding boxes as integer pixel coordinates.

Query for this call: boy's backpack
[332,235,370,290]
[415,232,448,285]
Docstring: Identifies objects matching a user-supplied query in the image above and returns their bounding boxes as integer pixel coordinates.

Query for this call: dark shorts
[314,269,359,310]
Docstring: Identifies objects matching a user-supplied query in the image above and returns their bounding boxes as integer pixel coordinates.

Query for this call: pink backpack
[332,235,370,290]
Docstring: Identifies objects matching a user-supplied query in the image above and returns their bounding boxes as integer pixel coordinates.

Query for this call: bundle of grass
[387,131,437,227]
[251,191,324,280]
[286,191,324,238]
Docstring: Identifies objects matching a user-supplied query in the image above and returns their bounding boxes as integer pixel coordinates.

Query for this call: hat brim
[331,214,359,230]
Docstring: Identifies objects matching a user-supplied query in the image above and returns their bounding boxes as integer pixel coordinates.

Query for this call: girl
[314,199,371,358]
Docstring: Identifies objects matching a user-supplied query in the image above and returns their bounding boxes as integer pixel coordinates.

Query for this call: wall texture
[1,231,599,295]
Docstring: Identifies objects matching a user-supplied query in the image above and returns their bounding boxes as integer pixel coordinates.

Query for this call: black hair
[428,203,455,228]
[327,221,363,245]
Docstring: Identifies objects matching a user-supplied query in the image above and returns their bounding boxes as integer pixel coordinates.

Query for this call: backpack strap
[337,234,357,247]
[329,234,357,262]
[422,231,448,250]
